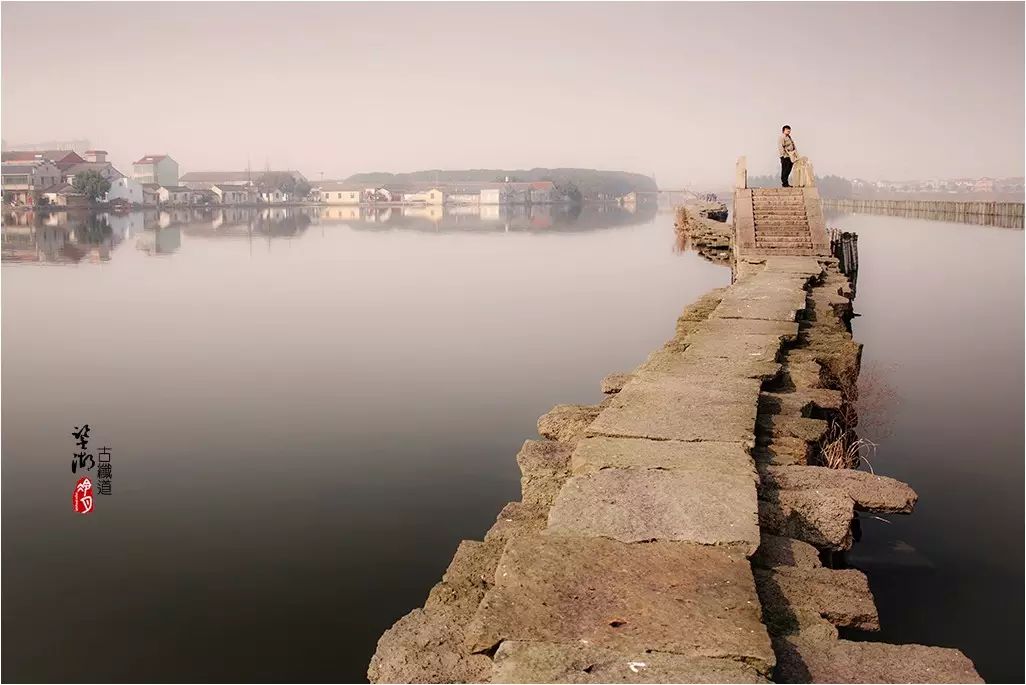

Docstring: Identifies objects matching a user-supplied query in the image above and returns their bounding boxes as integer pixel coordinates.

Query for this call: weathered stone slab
[755,565,879,635]
[484,501,546,544]
[368,606,492,684]
[635,350,781,382]
[752,534,822,570]
[759,489,854,550]
[712,272,810,322]
[426,539,505,614]
[757,414,830,443]
[570,436,753,476]
[754,437,812,467]
[546,470,760,552]
[371,540,501,684]
[587,376,761,443]
[516,439,573,511]
[759,388,843,415]
[465,534,775,673]
[538,404,601,443]
[773,635,983,684]
[601,372,632,394]
[492,640,769,683]
[760,465,917,514]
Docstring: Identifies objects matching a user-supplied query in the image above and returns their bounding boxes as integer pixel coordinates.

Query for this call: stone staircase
[752,188,814,255]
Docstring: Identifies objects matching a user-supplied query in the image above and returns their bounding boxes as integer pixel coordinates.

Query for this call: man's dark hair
[782,125,791,132]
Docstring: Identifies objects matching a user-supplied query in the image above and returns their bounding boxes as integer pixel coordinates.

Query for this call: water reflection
[3,203,657,265]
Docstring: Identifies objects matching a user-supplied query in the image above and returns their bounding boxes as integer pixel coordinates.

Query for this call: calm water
[829,212,1024,683]
[2,204,729,682]
[3,207,1022,682]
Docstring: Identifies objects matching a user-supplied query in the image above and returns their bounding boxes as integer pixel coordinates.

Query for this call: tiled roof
[134,154,170,165]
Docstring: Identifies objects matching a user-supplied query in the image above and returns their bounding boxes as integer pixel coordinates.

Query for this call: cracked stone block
[759,389,843,415]
[538,404,601,443]
[371,540,502,684]
[772,635,983,684]
[587,376,761,443]
[368,606,492,684]
[570,436,754,477]
[465,534,775,674]
[754,437,812,467]
[757,414,830,443]
[753,534,822,570]
[755,565,879,635]
[712,275,811,322]
[760,465,917,514]
[516,440,573,511]
[492,640,769,684]
[546,469,760,553]
[426,539,506,615]
[636,350,782,383]
[759,489,854,550]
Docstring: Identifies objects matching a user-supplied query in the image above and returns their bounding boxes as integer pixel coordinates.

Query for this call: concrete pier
[367,175,983,683]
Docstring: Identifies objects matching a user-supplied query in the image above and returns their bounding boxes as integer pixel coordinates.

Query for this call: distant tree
[257,172,311,200]
[554,181,583,205]
[72,170,111,203]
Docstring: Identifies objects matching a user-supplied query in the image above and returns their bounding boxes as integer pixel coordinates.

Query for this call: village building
[190,188,216,205]
[318,183,363,205]
[133,154,179,187]
[63,161,124,185]
[2,159,62,205]
[141,183,161,205]
[2,149,86,171]
[259,189,289,204]
[41,183,90,209]
[403,188,446,205]
[158,185,192,205]
[105,177,144,205]
[211,184,254,205]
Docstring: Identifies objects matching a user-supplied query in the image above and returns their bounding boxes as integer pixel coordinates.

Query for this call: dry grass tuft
[818,420,878,471]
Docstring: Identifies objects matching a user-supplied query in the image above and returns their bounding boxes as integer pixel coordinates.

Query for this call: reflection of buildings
[1,210,121,263]
[136,226,181,255]
[311,201,656,233]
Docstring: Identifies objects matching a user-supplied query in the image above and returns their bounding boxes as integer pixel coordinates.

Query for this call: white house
[259,189,288,204]
[105,177,144,205]
[479,187,514,205]
[211,184,254,205]
[403,188,446,205]
[133,154,180,187]
[319,183,362,205]
[158,186,192,205]
[141,184,161,205]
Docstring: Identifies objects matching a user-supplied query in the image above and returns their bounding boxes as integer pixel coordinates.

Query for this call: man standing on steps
[778,125,797,187]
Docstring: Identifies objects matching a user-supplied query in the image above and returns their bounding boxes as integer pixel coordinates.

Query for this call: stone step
[755,227,811,234]
[755,221,809,228]
[756,237,812,242]
[752,188,805,195]
[747,247,817,256]
[751,228,812,236]
[753,199,805,206]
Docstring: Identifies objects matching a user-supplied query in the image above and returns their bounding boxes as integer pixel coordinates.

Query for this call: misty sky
[2,2,1023,187]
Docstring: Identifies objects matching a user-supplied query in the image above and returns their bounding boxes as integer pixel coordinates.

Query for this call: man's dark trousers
[780,156,793,187]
